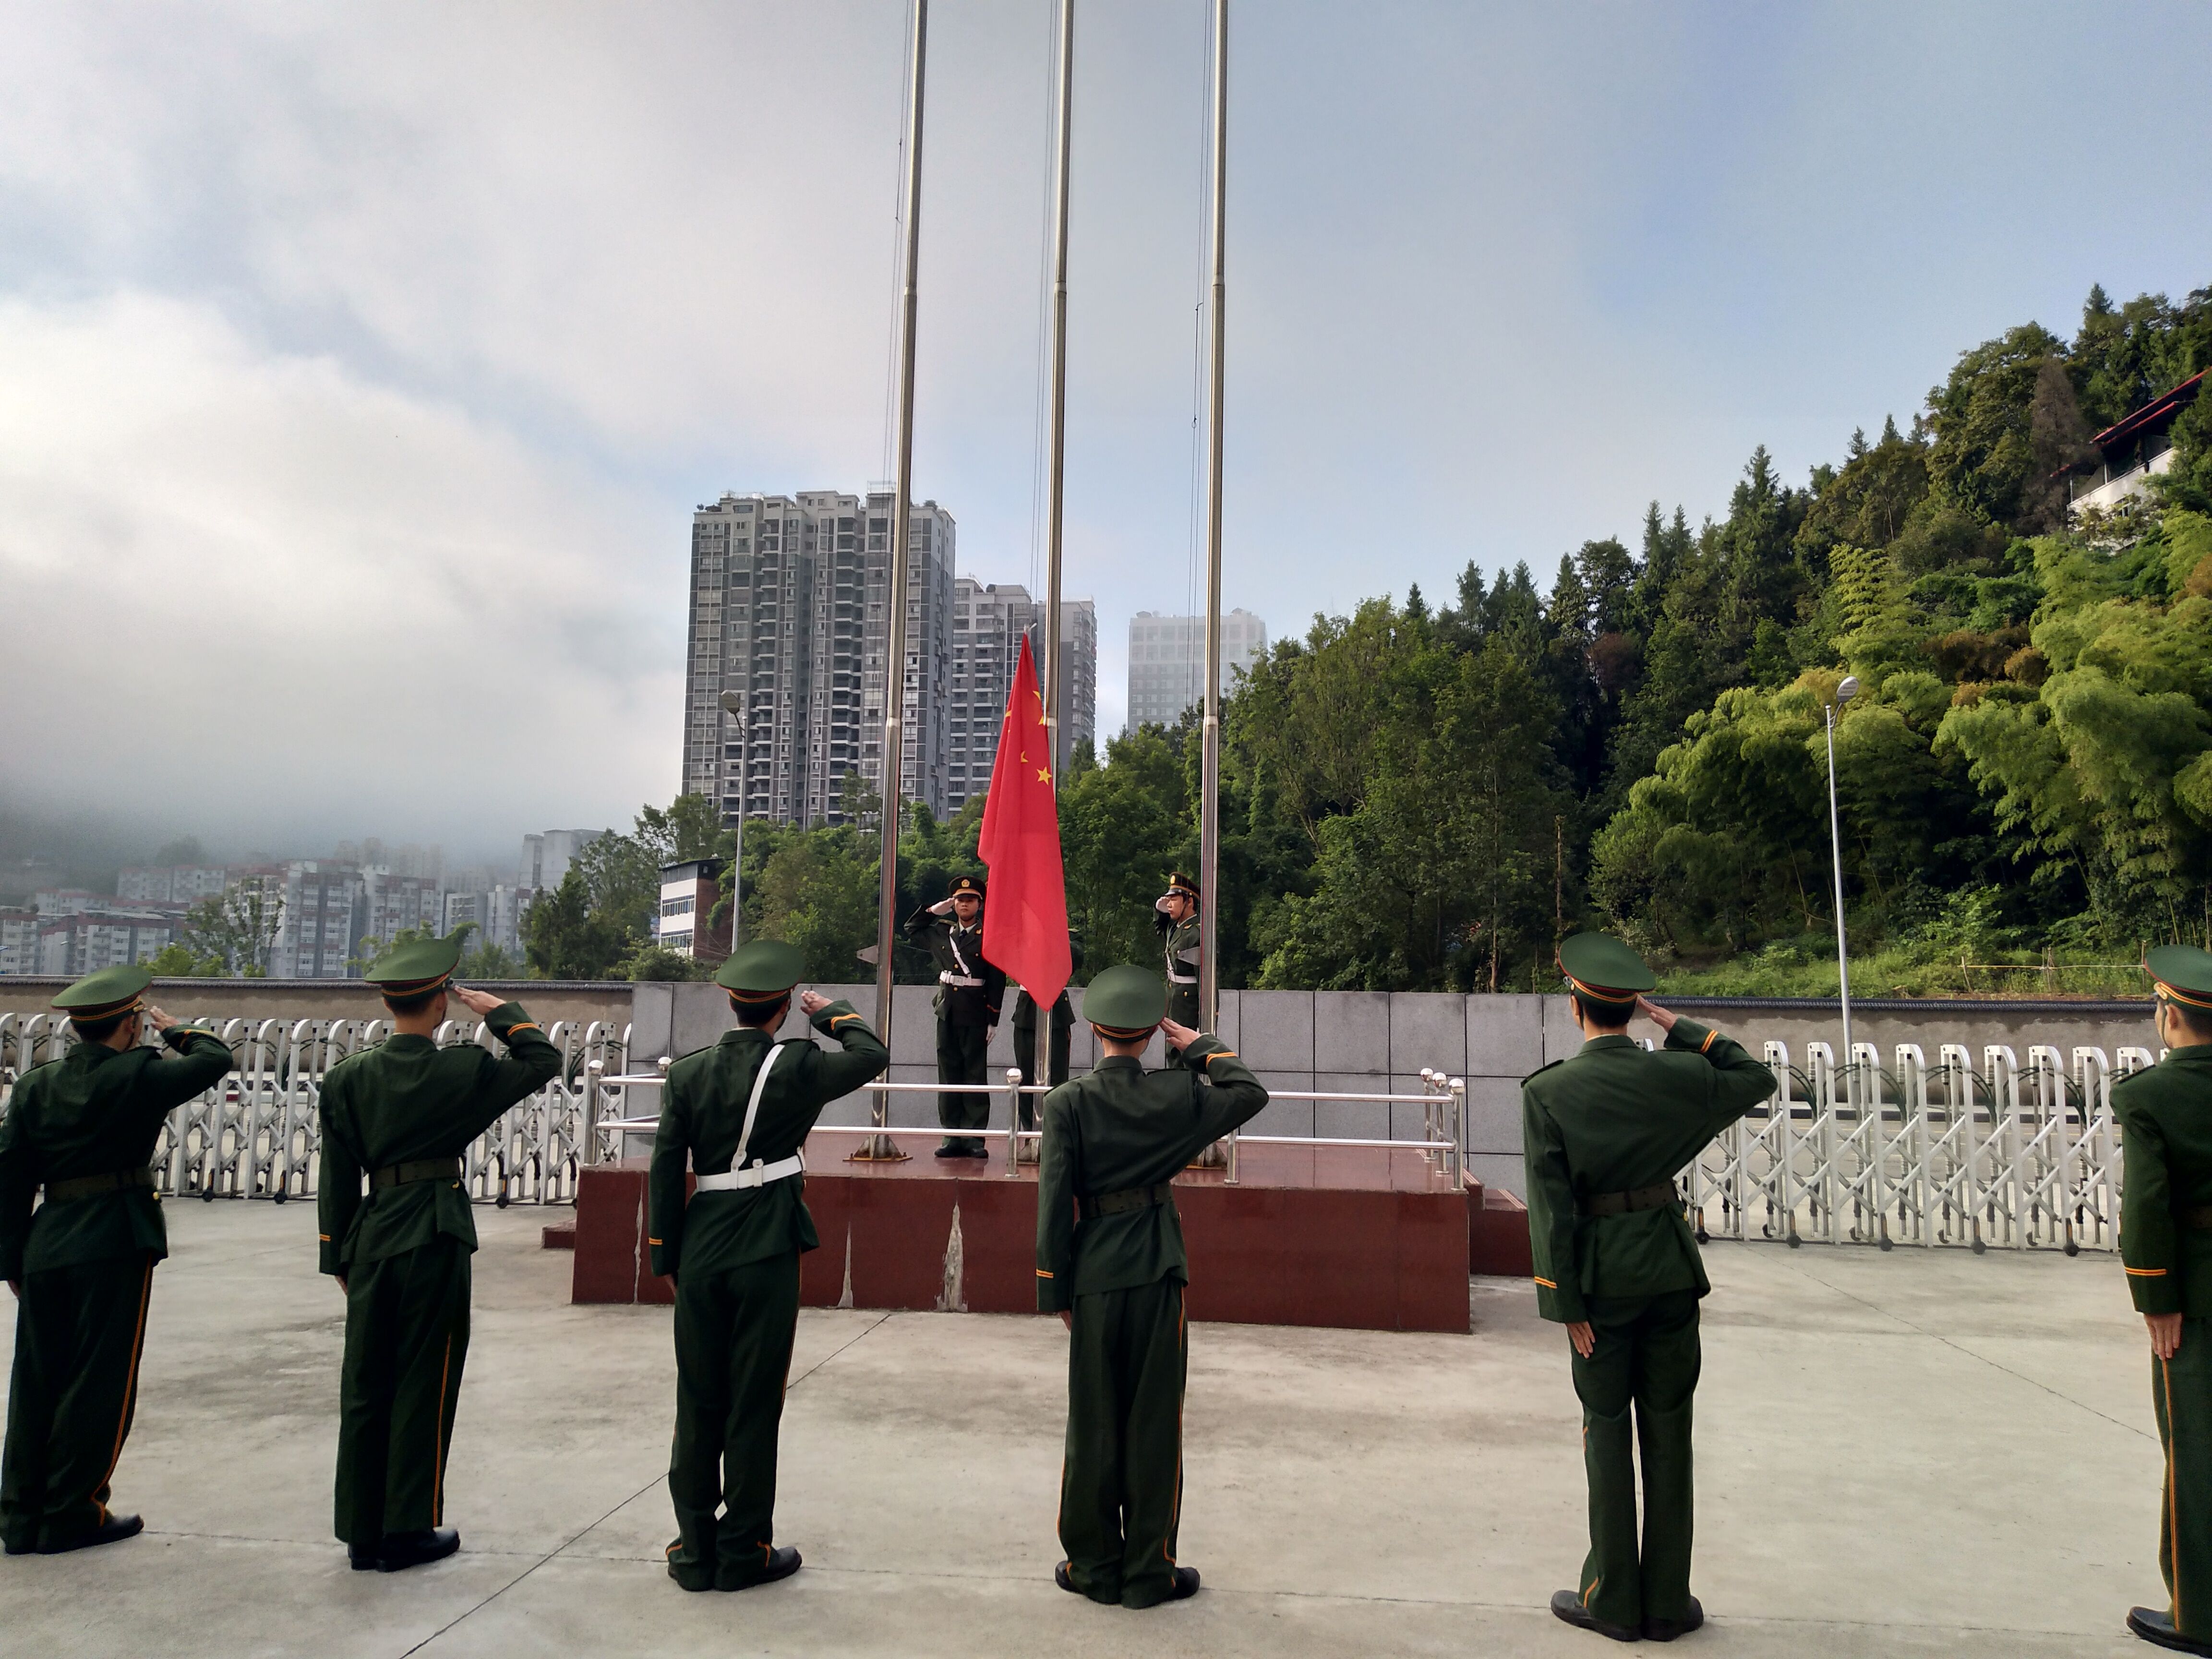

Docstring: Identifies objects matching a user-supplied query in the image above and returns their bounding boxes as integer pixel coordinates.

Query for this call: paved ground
[0,1202,2171,1656]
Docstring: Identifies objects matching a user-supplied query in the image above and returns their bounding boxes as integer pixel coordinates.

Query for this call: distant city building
[655,859,728,962]
[360,869,441,957]
[1125,609,1268,732]
[680,489,955,828]
[116,865,234,904]
[0,907,36,975]
[1058,599,1099,766]
[270,863,365,979]
[35,910,180,978]
[944,582,1100,810]
[520,830,603,896]
[441,886,524,956]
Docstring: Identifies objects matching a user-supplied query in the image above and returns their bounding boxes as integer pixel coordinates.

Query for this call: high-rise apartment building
[520,830,603,897]
[945,583,1099,810]
[1125,609,1269,731]
[681,490,954,827]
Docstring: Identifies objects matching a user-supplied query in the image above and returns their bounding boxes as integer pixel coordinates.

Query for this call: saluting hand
[144,1004,179,1034]
[1160,1019,1198,1052]
[799,990,830,1016]
[449,986,505,1018]
[1635,996,1678,1035]
[929,898,956,917]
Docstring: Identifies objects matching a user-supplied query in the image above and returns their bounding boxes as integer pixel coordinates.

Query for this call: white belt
[694,1154,805,1192]
[1168,973,1198,985]
[939,972,984,987]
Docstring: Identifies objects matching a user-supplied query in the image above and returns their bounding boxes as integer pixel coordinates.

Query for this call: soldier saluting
[316,934,561,1572]
[904,875,1004,1158]
[2117,944,2212,1657]
[1523,934,1776,1643]
[649,940,887,1593]
[1153,874,1202,1061]
[1035,965,1268,1608]
[1,966,234,1555]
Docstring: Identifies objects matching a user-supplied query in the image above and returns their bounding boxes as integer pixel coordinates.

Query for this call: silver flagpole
[1197,0,1226,1035]
[1041,0,1074,777]
[865,0,929,1161]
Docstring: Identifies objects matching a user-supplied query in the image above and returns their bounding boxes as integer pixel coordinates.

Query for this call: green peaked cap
[2148,943,2212,1010]
[364,931,465,992]
[1084,964,1167,1034]
[53,963,153,1019]
[1559,932,1656,997]
[716,939,805,1002]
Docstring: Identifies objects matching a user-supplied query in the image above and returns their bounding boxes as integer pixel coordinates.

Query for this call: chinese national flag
[978,634,1072,1010]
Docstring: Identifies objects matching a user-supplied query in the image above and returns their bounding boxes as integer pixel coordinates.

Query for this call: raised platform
[570,1141,1528,1334]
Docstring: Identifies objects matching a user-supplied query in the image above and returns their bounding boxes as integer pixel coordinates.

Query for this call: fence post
[1003,1069,1022,1178]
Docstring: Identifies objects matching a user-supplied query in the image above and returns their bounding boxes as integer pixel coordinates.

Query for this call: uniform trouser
[1013,993,1072,1128]
[0,1252,155,1551]
[335,1237,471,1548]
[667,1250,801,1590]
[1163,985,1200,1067]
[937,1020,989,1147]
[1059,1278,1187,1609]
[1568,1289,1701,1631]
[2152,1318,2212,1637]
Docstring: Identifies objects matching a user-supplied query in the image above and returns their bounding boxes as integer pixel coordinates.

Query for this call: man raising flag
[978,636,1073,1070]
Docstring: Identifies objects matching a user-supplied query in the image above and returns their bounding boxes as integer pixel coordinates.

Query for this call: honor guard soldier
[904,875,1004,1158]
[0,966,233,1555]
[2117,945,2212,1656]
[1153,875,1202,1061]
[650,941,888,1592]
[316,934,560,1573]
[1010,934,1081,1160]
[1523,934,1777,1643]
[1035,965,1268,1609]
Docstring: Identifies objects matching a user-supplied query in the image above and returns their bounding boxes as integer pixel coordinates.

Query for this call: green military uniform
[2118,946,2212,1657]
[904,875,1005,1157]
[0,966,233,1555]
[650,941,888,1592]
[1523,935,1776,1641]
[1152,874,1203,1057]
[316,936,560,1567]
[1035,965,1268,1609]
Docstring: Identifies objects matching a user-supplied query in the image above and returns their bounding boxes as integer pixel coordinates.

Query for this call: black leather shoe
[3,1537,36,1556]
[39,1514,144,1553]
[349,1545,379,1572]
[1169,1566,1201,1600]
[935,1141,965,1158]
[2130,1607,2212,1654]
[718,1545,801,1591]
[1055,1561,1080,1594]
[1551,1589,1640,1642]
[1645,1596,1703,1641]
[378,1527,460,1572]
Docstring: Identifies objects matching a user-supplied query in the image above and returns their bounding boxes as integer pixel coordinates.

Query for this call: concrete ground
[0,1203,2170,1657]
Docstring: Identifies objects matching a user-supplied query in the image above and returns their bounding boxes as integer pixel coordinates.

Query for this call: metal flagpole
[1041,0,1073,777]
[865,0,929,1161]
[1197,0,1226,1035]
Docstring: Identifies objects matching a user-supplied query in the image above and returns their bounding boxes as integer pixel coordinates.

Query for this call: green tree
[178,877,282,975]
[524,870,637,979]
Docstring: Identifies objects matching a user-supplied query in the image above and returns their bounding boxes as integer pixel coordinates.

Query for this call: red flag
[978,635,1072,1010]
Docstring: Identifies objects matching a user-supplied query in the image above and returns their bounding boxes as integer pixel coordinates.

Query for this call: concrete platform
[0,1202,2167,1657]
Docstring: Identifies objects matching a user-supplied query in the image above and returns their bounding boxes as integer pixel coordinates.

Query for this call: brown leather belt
[1079,1182,1175,1221]
[371,1159,461,1191]
[43,1167,156,1204]
[1583,1182,1679,1218]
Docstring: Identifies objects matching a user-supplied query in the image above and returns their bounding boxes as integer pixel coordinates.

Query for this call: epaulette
[1520,1058,1564,1086]
[324,1037,386,1075]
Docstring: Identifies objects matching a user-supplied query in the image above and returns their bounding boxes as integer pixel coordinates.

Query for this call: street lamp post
[1823,673,1860,1104]
[719,690,747,949]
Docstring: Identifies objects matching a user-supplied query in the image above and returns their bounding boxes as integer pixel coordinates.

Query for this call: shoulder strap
[733,1041,789,1171]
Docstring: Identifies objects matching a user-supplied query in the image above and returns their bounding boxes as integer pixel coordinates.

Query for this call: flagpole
[1197,0,1226,1035]
[1040,0,1074,780]
[866,0,928,1161]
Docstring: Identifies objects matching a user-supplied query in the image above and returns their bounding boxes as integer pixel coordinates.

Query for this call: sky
[1,0,2208,871]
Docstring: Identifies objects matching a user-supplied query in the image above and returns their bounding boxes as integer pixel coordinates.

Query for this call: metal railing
[1682,1040,2159,1253]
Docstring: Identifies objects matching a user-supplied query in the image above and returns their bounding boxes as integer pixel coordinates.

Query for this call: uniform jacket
[1521,1019,1777,1324]
[2117,1043,2212,1316]
[0,1028,234,1278]
[316,1001,561,1276]
[904,908,1005,1027]
[649,999,888,1282]
[1154,912,1202,1025]
[1034,1034,1267,1311]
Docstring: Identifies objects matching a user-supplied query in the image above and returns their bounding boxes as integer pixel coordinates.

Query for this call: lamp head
[719,691,745,717]
[1836,674,1860,705]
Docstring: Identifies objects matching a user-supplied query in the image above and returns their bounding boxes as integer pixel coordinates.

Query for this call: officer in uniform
[1153,875,1203,1060]
[1523,933,1777,1643]
[0,966,233,1555]
[1035,964,1268,1609]
[904,875,1004,1158]
[316,933,561,1572]
[1010,933,1080,1161]
[2117,944,2212,1656]
[649,939,888,1592]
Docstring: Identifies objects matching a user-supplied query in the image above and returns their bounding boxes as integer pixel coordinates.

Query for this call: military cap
[1164,872,1200,901]
[1084,965,1167,1037]
[948,875,985,901]
[2149,944,2212,1015]
[1559,933,1655,1013]
[363,931,465,997]
[715,939,806,1005]
[53,963,153,1022]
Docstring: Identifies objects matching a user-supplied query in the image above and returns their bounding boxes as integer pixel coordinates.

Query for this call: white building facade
[1125,608,1269,732]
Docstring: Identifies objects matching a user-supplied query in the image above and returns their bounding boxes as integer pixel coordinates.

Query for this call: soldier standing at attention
[1,966,233,1555]
[904,875,1004,1158]
[1524,933,1777,1643]
[1035,964,1268,1609]
[316,934,560,1573]
[650,940,888,1592]
[2117,945,2212,1657]
[1153,875,1203,1061]
[1010,934,1080,1161]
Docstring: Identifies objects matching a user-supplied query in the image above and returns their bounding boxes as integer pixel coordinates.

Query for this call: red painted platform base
[570,1142,1490,1334]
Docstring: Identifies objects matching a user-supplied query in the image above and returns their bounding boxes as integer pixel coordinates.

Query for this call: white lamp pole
[1823,674,1860,1101]
[719,690,747,948]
